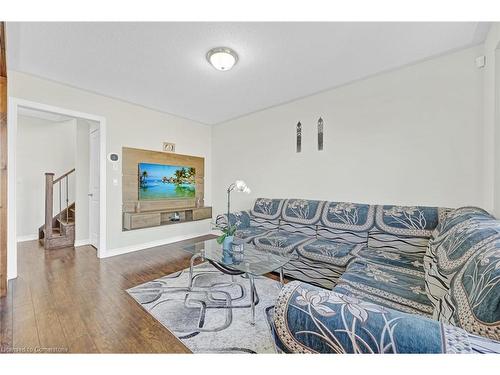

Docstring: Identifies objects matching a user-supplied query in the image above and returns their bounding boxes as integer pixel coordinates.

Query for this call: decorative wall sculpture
[296,121,302,153]
[318,117,324,151]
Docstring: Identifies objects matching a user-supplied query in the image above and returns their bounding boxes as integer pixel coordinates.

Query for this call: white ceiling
[7,22,490,125]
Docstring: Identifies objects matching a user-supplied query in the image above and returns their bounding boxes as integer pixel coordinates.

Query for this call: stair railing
[44,168,75,239]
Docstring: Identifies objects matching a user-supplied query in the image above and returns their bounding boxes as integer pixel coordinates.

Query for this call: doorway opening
[7,98,106,280]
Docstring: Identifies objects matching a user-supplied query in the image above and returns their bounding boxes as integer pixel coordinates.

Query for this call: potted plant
[213,179,251,251]
[213,222,237,250]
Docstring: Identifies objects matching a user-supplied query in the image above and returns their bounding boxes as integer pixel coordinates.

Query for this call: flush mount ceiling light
[206,47,238,71]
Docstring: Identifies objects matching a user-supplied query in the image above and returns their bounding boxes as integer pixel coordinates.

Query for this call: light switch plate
[475,55,486,69]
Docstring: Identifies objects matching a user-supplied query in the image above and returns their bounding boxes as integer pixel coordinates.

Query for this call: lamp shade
[234,180,251,193]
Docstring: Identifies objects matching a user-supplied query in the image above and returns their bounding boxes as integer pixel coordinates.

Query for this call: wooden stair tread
[39,197,76,249]
[57,218,75,225]
[46,228,62,237]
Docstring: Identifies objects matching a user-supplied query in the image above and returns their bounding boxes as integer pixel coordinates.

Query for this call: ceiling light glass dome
[206,47,238,71]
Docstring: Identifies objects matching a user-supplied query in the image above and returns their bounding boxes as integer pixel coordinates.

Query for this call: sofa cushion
[281,199,324,224]
[431,206,492,235]
[296,238,364,267]
[215,210,252,230]
[251,198,284,219]
[279,199,325,237]
[318,201,375,244]
[356,247,425,275]
[234,226,270,243]
[368,205,448,256]
[281,257,345,290]
[250,198,284,230]
[254,230,309,254]
[279,239,365,290]
[335,258,433,316]
[424,207,498,314]
[271,281,500,354]
[436,239,500,341]
[227,210,252,229]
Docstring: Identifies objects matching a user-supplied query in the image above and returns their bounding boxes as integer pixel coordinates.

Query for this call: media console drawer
[123,206,212,231]
[123,212,161,230]
[192,207,212,221]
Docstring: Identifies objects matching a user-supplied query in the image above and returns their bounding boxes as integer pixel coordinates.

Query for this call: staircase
[38,169,76,250]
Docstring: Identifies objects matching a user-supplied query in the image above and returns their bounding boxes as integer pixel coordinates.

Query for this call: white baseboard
[74,239,91,247]
[103,232,214,259]
[17,234,38,242]
[17,235,91,247]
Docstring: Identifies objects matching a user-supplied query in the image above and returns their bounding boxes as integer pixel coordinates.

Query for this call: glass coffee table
[182,238,294,325]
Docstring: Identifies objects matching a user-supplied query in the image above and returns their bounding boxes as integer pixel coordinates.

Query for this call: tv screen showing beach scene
[138,162,196,200]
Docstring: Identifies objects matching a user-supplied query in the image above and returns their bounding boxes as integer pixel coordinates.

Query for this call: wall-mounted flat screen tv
[138,162,196,200]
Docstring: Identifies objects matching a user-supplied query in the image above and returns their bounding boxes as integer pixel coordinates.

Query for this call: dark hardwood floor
[0,235,221,353]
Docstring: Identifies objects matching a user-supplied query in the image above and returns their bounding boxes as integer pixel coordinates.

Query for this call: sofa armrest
[271,281,500,354]
[215,210,252,229]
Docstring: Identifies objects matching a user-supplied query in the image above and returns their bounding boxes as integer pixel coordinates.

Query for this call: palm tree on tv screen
[140,170,148,188]
[173,169,184,184]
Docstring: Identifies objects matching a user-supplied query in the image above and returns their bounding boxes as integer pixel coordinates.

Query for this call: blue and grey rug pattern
[127,263,281,353]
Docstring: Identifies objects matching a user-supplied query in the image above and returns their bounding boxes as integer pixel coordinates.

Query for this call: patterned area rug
[127,262,281,353]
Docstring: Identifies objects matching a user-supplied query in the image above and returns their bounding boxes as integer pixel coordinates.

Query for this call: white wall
[212,46,485,215]
[9,70,213,258]
[16,116,76,241]
[482,23,500,216]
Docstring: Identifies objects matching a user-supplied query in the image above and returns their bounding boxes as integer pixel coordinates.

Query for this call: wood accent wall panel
[122,147,205,214]
[0,22,8,297]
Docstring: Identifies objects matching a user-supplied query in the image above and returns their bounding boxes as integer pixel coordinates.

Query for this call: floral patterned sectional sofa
[217,198,500,353]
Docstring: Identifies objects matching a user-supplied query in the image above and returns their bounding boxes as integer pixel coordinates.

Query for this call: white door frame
[7,97,107,279]
[88,126,101,250]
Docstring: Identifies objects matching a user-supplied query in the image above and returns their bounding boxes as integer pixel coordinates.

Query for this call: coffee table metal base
[188,252,264,325]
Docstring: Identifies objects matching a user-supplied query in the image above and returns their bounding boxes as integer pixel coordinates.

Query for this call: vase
[222,235,234,251]
[222,248,234,265]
